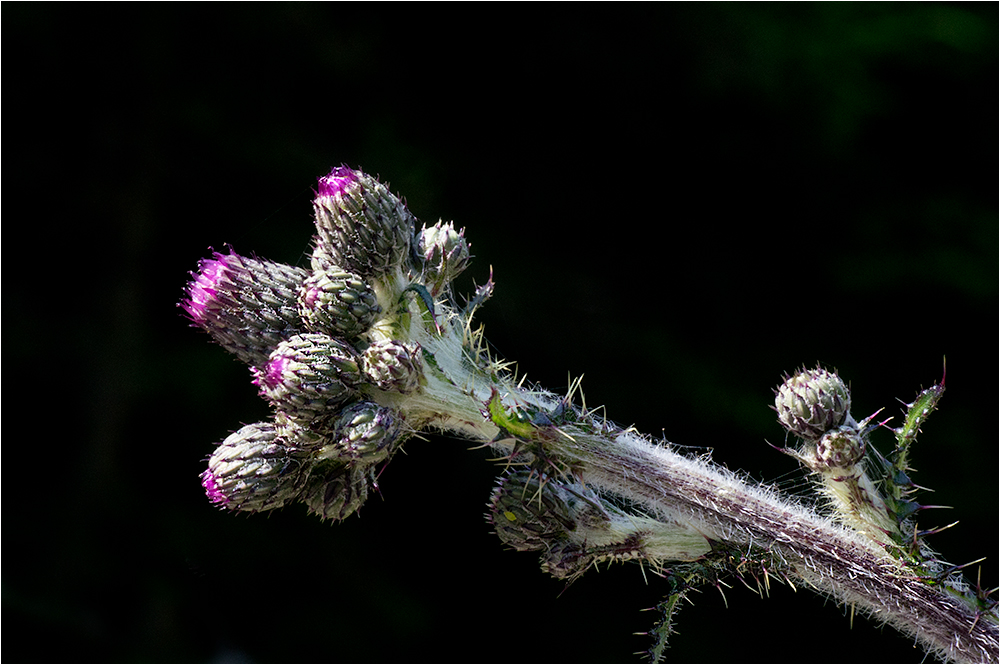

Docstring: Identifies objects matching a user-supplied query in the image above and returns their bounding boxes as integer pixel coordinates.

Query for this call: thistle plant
[181,166,997,662]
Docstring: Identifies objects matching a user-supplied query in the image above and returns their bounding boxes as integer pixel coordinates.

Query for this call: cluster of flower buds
[182,166,472,520]
[181,171,995,663]
[487,471,710,580]
[488,470,624,580]
[774,366,862,474]
[774,366,895,539]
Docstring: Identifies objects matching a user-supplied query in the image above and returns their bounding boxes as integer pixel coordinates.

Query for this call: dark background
[6,4,997,663]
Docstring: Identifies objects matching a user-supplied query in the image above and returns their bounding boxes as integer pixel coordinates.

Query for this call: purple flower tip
[317,166,359,199]
[301,285,320,309]
[201,469,227,505]
[254,355,289,390]
[181,253,232,322]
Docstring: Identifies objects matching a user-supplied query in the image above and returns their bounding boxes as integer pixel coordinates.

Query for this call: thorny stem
[185,168,997,663]
[403,312,997,663]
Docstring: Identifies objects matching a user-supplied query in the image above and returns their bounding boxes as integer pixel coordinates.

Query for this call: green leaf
[647,573,696,663]
[892,380,945,483]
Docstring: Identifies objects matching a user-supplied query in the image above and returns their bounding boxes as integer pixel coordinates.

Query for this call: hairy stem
[405,311,997,663]
[186,168,997,663]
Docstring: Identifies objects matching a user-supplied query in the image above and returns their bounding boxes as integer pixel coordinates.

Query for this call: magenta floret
[200,469,227,505]
[254,355,290,391]
[181,255,231,322]
[316,166,359,199]
[300,283,320,309]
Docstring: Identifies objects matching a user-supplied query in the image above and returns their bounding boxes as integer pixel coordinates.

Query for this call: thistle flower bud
[813,425,866,473]
[200,422,309,512]
[298,268,381,339]
[775,367,852,441]
[300,459,373,521]
[415,220,471,295]
[488,477,566,552]
[253,333,362,424]
[361,340,423,394]
[488,471,608,552]
[317,401,404,466]
[541,541,597,581]
[273,411,330,452]
[310,166,415,279]
[181,251,308,367]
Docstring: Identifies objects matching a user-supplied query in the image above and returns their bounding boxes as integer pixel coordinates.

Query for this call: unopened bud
[180,251,307,367]
[813,426,865,473]
[361,340,423,394]
[317,401,404,466]
[487,471,608,552]
[540,541,597,581]
[253,333,362,424]
[775,367,852,441]
[300,459,372,521]
[273,412,330,452]
[298,267,381,339]
[201,422,309,512]
[310,166,415,279]
[415,220,471,295]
